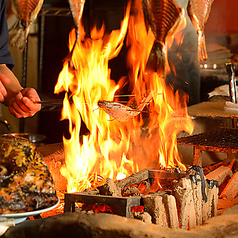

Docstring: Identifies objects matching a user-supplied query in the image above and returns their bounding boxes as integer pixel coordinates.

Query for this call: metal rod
[227,63,237,104]
[38,14,45,92]
[226,63,237,128]
[19,40,29,133]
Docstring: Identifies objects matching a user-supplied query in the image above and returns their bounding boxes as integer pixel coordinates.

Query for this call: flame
[55,1,194,193]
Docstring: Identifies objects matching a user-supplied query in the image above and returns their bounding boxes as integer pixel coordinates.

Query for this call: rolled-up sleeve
[0,0,14,70]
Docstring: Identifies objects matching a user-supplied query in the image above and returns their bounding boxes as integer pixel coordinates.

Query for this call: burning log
[115,169,149,192]
[220,172,238,199]
[98,178,121,197]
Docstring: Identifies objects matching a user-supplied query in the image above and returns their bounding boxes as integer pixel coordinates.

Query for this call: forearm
[0,64,23,104]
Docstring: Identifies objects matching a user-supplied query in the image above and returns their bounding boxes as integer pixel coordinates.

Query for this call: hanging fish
[6,0,13,19]
[141,0,184,77]
[187,0,215,62]
[98,91,154,122]
[9,0,44,51]
[65,0,86,64]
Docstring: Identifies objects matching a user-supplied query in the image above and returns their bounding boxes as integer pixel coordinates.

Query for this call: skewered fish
[0,135,58,214]
[142,0,183,77]
[187,0,215,62]
[66,0,86,63]
[98,91,153,122]
[9,0,44,51]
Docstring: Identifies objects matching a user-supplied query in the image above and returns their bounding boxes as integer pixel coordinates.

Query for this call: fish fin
[198,31,208,62]
[9,21,29,52]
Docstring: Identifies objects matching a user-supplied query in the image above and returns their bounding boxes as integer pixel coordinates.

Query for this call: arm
[0,64,41,118]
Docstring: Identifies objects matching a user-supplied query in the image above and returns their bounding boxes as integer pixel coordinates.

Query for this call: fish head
[97,100,107,109]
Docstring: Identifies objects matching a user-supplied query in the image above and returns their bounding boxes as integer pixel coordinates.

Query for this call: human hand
[0,73,10,102]
[8,88,41,118]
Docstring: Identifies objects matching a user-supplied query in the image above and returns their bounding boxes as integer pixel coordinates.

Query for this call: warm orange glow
[55,1,194,193]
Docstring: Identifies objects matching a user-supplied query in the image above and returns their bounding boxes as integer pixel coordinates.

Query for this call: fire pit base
[64,168,219,230]
[2,205,238,238]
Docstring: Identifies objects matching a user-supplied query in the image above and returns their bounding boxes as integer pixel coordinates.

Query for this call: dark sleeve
[0,0,15,70]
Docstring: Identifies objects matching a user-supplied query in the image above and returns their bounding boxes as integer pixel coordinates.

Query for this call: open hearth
[64,167,219,229]
[1,128,238,238]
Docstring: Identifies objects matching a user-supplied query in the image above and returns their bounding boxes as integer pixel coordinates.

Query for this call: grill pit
[64,168,219,229]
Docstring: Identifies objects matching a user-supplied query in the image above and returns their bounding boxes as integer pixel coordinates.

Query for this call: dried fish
[187,0,215,62]
[142,0,183,77]
[9,0,44,51]
[98,91,154,122]
[66,0,86,63]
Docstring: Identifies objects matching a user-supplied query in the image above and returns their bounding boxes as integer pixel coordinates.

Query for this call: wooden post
[193,146,202,167]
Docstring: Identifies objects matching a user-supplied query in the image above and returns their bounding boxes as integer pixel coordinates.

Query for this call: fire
[54,1,194,193]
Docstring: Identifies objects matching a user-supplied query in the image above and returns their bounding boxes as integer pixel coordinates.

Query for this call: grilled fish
[66,0,86,63]
[142,0,183,77]
[98,91,153,122]
[9,0,44,51]
[0,135,58,214]
[187,0,214,62]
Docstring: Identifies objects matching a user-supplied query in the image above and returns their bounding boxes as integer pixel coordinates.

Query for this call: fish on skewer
[187,0,215,62]
[141,0,184,77]
[9,0,44,51]
[98,91,154,122]
[65,0,86,64]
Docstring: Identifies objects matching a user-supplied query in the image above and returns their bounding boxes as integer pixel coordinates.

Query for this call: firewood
[206,166,233,186]
[202,180,219,222]
[220,172,238,199]
[142,194,168,227]
[203,162,224,175]
[173,177,197,229]
[190,175,203,225]
[115,169,149,192]
[162,194,179,229]
[98,178,121,197]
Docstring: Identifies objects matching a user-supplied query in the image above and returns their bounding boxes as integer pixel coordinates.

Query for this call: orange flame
[55,1,194,193]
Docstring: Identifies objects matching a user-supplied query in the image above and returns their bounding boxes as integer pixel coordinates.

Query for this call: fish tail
[9,21,29,52]
[198,31,208,62]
